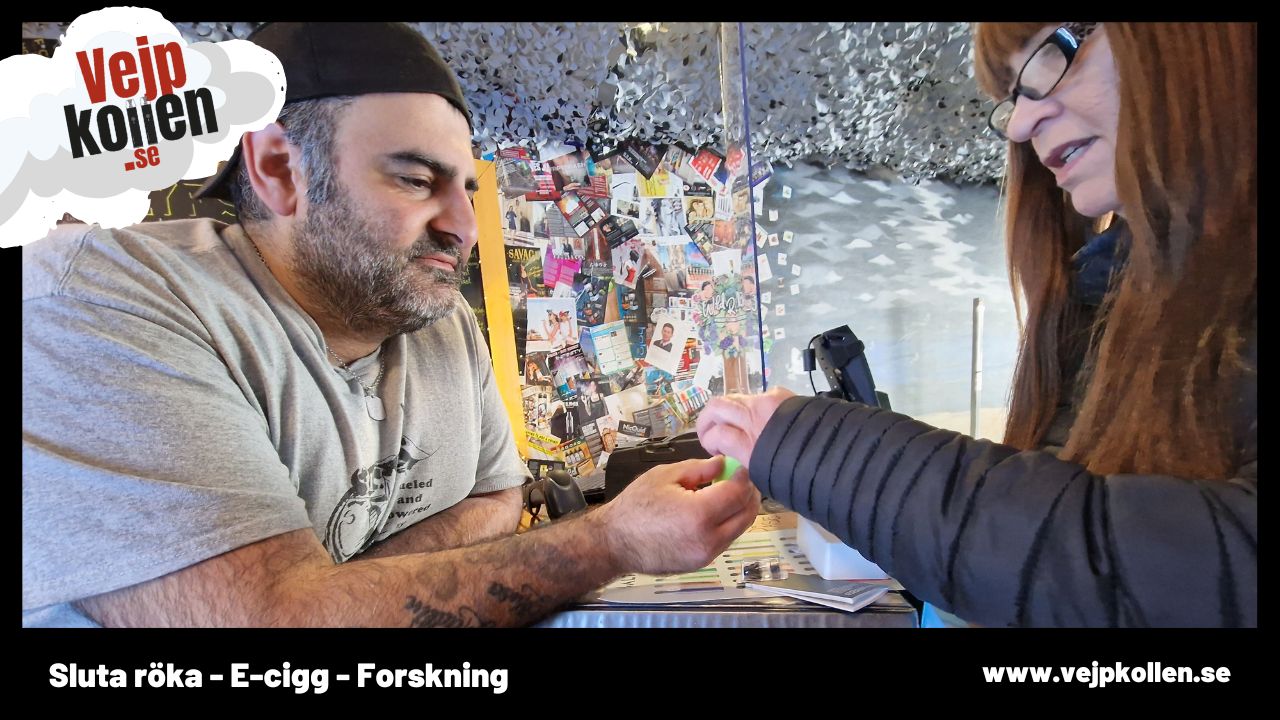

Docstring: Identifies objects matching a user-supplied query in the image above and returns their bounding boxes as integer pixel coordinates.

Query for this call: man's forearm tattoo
[403,595,495,628]
[487,582,556,622]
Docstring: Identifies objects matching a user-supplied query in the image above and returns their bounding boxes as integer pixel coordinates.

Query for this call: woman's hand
[695,387,796,468]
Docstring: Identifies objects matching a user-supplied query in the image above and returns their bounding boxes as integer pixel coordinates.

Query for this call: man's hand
[695,387,796,468]
[596,457,761,576]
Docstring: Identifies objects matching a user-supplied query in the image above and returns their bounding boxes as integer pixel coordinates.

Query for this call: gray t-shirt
[22,219,530,627]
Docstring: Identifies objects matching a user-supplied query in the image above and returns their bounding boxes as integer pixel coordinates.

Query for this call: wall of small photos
[495,135,770,479]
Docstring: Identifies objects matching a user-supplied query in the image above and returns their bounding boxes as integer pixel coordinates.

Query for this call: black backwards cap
[195,22,471,201]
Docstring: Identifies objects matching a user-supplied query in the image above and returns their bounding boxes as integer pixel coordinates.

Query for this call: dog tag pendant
[364,393,387,421]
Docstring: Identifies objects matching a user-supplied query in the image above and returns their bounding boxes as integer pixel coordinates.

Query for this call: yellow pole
[473,159,527,458]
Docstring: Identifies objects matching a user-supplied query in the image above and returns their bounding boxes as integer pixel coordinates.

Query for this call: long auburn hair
[973,23,1256,480]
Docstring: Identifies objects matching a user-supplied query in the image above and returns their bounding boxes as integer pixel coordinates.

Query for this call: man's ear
[240,124,302,218]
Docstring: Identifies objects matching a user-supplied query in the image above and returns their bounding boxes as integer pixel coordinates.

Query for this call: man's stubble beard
[290,181,464,337]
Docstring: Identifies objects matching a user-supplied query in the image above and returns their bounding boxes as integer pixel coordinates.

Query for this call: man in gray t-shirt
[21,23,760,628]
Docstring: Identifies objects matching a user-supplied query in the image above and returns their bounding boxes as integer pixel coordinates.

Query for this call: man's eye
[401,177,432,190]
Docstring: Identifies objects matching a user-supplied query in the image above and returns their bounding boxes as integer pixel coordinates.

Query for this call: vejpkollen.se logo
[65,34,215,169]
[0,7,283,248]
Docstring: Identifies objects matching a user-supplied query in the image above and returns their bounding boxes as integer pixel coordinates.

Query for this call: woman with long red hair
[697,22,1256,626]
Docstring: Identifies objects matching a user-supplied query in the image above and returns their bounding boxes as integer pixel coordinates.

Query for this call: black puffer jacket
[751,231,1257,627]
[751,397,1255,627]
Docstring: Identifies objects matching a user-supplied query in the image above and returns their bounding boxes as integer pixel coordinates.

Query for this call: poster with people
[526,297,578,353]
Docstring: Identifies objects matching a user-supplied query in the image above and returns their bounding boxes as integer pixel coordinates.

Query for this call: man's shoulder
[23,219,237,303]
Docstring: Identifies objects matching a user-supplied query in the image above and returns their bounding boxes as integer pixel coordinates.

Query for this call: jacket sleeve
[749,396,1257,627]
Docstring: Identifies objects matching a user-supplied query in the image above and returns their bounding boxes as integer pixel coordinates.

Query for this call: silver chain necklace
[248,237,387,421]
[327,346,388,422]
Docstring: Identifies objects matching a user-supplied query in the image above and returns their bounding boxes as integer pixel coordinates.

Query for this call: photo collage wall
[494,138,770,481]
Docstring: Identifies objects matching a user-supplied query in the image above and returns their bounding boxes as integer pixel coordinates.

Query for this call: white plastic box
[795,515,888,580]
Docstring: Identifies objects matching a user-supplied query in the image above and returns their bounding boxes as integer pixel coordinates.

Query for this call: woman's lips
[1043,137,1095,167]
[1044,137,1097,184]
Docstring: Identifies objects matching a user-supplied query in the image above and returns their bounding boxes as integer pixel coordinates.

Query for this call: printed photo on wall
[732,181,751,216]
[663,145,706,187]
[663,383,711,426]
[612,197,641,221]
[506,244,544,298]
[652,243,691,297]
[575,375,611,426]
[714,187,734,220]
[609,172,640,209]
[675,336,701,379]
[525,160,563,202]
[552,235,586,260]
[555,191,607,236]
[713,220,738,248]
[596,154,637,175]
[503,195,525,234]
[683,195,714,224]
[547,147,594,189]
[530,201,553,239]
[641,197,687,238]
[735,220,756,251]
[548,344,590,397]
[583,227,611,266]
[523,385,557,431]
[545,204,577,237]
[668,296,698,326]
[724,144,747,177]
[644,319,695,376]
[562,438,596,478]
[526,297,578,353]
[608,362,646,393]
[689,147,724,185]
[497,153,537,198]
[682,181,714,198]
[639,169,680,198]
[599,216,640,248]
[574,273,608,326]
[645,289,670,318]
[685,221,715,258]
[526,428,563,461]
[687,266,713,295]
[586,321,634,375]
[710,248,742,278]
[620,139,662,179]
[603,384,651,425]
[543,249,581,292]
[684,240,711,268]
[741,273,758,305]
[594,415,618,453]
[577,326,599,367]
[612,241,644,289]
[643,365,674,400]
[633,201,658,236]
[524,351,552,387]
[691,347,723,391]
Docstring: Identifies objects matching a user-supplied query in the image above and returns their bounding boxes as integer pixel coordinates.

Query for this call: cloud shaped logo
[1,8,284,247]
